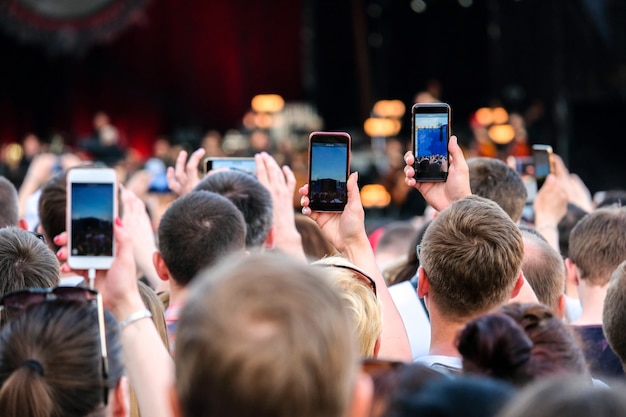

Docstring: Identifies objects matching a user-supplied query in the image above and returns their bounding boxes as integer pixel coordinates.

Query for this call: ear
[372,337,381,358]
[417,266,429,299]
[510,271,525,299]
[111,376,129,417]
[565,258,580,286]
[263,226,276,250]
[509,273,538,304]
[347,371,373,417]
[18,218,28,231]
[169,383,184,417]
[153,251,171,282]
[555,293,567,320]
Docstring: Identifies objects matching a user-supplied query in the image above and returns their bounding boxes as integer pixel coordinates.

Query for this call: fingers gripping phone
[67,167,118,270]
[204,157,257,176]
[411,103,451,182]
[532,144,555,190]
[307,131,351,212]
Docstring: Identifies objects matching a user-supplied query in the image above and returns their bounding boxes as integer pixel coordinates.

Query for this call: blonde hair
[314,256,383,357]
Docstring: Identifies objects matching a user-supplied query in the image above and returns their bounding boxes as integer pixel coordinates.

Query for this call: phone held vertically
[307,131,351,212]
[532,144,554,190]
[411,103,451,182]
[67,167,118,270]
[204,157,257,176]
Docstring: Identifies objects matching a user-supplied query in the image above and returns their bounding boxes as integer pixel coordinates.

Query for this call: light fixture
[373,100,406,119]
[360,184,391,208]
[364,117,401,137]
[251,94,285,114]
[488,124,515,144]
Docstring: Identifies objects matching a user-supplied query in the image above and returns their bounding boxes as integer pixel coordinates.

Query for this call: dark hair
[0,227,60,326]
[294,214,337,261]
[0,300,123,417]
[557,203,589,258]
[158,190,246,285]
[603,261,626,372]
[457,303,588,386]
[194,170,273,248]
[37,171,68,252]
[467,157,528,223]
[0,176,20,228]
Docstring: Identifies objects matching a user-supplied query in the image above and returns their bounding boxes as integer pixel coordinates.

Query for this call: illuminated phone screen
[70,183,114,257]
[412,104,450,181]
[308,134,349,212]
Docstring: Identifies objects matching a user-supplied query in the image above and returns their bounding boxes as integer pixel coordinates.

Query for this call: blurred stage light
[364,117,401,137]
[475,107,494,126]
[488,124,515,144]
[459,0,473,7]
[491,107,509,124]
[251,94,285,114]
[373,100,406,118]
[411,0,427,13]
[361,184,391,208]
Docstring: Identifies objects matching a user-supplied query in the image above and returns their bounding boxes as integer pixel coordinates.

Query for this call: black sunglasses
[317,263,377,296]
[0,286,109,405]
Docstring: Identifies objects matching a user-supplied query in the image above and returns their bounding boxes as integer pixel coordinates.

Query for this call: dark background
[1,0,626,193]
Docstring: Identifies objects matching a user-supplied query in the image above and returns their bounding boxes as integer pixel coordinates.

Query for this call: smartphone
[307,131,351,212]
[532,144,554,190]
[67,167,118,270]
[204,157,257,176]
[411,103,451,182]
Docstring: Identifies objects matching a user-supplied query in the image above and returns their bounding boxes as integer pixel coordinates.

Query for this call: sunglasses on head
[0,286,110,405]
[317,263,377,296]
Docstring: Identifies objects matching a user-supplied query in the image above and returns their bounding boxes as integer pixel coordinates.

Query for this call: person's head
[0,176,21,228]
[558,203,589,258]
[374,221,418,271]
[294,213,337,261]
[602,261,626,372]
[174,252,366,417]
[385,220,431,286]
[418,195,524,322]
[567,206,626,286]
[38,170,68,252]
[155,190,246,287]
[0,227,60,325]
[313,256,383,357]
[0,295,126,417]
[497,377,626,417]
[467,157,528,223]
[457,303,589,387]
[519,226,566,317]
[194,170,273,248]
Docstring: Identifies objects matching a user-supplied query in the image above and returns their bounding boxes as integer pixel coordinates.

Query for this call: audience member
[373,221,418,272]
[155,190,246,347]
[602,260,626,373]
[457,303,589,387]
[294,213,337,261]
[174,252,372,417]
[0,176,24,229]
[567,206,626,378]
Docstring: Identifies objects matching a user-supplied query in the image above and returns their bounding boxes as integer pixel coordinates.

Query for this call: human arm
[300,172,412,361]
[403,135,471,212]
[533,174,568,252]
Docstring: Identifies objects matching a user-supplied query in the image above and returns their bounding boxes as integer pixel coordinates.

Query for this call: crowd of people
[0,119,626,417]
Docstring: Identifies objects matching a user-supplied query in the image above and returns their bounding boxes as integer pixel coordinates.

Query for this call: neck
[427,302,466,358]
[572,280,608,326]
[167,281,188,308]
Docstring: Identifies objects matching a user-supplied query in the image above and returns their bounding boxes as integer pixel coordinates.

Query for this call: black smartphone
[411,103,451,182]
[204,157,257,176]
[532,144,554,190]
[307,131,351,212]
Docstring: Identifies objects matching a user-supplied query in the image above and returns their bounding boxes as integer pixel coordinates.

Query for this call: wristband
[119,309,152,329]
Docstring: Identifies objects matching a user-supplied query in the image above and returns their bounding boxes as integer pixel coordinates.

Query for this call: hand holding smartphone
[532,144,555,190]
[67,167,118,270]
[307,131,351,212]
[411,103,451,182]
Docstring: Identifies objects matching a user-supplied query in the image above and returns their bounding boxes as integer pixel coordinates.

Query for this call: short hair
[0,227,60,325]
[175,252,357,417]
[568,206,626,285]
[0,176,19,227]
[420,195,524,320]
[520,227,565,311]
[38,171,68,252]
[158,190,246,286]
[467,157,528,223]
[558,203,589,258]
[194,170,273,248]
[294,213,337,261]
[0,300,124,416]
[314,256,383,357]
[497,377,626,417]
[375,221,417,257]
[457,303,588,387]
[603,261,626,371]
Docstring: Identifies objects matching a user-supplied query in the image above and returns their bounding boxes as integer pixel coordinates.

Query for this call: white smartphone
[67,167,118,270]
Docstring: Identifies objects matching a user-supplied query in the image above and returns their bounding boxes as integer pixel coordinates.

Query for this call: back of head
[0,176,19,228]
[420,195,523,320]
[467,157,527,223]
[520,227,565,311]
[175,252,357,417]
[0,227,60,325]
[0,300,123,417]
[294,213,337,261]
[313,256,383,357]
[194,170,273,248]
[158,190,246,286]
[568,206,626,285]
[603,261,626,371]
[375,221,418,270]
[498,377,626,417]
[558,203,589,258]
[38,171,67,251]
[457,303,588,387]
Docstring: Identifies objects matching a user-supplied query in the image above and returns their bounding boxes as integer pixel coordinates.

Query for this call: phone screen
[70,183,115,257]
[308,133,350,212]
[205,158,257,176]
[533,146,553,190]
[412,104,450,181]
